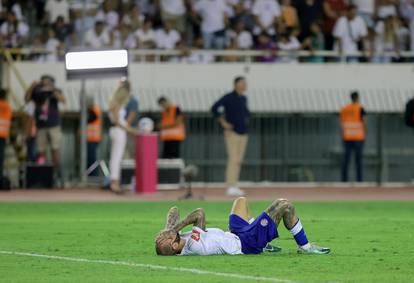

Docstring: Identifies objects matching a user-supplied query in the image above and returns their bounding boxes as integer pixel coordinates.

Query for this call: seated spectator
[302,21,325,62]
[278,28,301,63]
[85,21,110,48]
[181,37,215,63]
[53,16,72,43]
[111,24,136,49]
[193,0,230,49]
[255,32,277,62]
[160,0,187,34]
[155,21,181,49]
[281,0,299,29]
[0,11,29,48]
[45,0,70,23]
[134,18,156,48]
[96,0,120,31]
[372,16,400,62]
[252,0,281,36]
[333,5,368,62]
[227,21,253,49]
[122,5,144,30]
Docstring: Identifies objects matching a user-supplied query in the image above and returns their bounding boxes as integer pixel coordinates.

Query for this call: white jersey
[179,226,242,256]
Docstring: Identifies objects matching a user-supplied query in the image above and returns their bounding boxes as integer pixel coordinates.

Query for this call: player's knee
[235,197,247,203]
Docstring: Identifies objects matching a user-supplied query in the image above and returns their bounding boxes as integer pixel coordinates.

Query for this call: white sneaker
[226,187,245,196]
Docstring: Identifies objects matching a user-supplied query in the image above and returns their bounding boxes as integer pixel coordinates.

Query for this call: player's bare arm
[172,208,205,232]
[165,206,180,230]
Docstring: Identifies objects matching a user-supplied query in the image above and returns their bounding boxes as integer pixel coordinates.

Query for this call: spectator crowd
[0,0,413,62]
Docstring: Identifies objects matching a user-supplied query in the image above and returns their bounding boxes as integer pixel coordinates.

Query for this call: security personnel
[340,91,366,182]
[0,89,12,181]
[158,97,185,158]
[86,97,102,176]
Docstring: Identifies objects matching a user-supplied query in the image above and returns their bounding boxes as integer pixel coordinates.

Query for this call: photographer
[25,75,65,173]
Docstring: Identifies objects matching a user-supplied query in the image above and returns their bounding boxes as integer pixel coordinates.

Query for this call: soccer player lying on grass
[155,197,330,256]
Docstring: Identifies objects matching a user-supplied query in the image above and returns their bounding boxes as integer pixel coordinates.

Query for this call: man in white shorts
[155,197,330,256]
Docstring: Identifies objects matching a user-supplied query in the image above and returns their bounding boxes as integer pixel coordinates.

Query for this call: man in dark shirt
[211,76,250,196]
[25,75,65,169]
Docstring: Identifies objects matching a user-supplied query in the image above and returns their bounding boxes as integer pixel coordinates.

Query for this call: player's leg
[230,197,250,222]
[265,199,330,254]
[165,206,180,230]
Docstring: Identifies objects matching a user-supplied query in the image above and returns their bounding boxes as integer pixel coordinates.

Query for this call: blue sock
[289,219,310,247]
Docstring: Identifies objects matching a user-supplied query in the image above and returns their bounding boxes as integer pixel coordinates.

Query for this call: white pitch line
[0,250,295,283]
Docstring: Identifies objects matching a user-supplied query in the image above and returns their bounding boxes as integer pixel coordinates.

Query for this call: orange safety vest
[340,102,365,141]
[87,105,102,142]
[0,100,12,139]
[160,105,186,141]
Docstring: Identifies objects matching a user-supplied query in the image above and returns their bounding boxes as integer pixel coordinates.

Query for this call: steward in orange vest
[158,97,185,159]
[87,101,102,176]
[339,91,365,182]
[0,89,12,180]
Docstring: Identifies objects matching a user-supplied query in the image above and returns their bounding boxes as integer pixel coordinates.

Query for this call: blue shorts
[228,211,278,254]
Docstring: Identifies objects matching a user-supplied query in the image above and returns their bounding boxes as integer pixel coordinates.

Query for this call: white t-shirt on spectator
[96,10,119,30]
[374,21,397,52]
[354,0,375,14]
[377,5,397,19]
[194,0,229,33]
[333,16,368,54]
[45,0,70,22]
[135,28,156,46]
[0,21,29,47]
[84,28,110,48]
[228,30,253,49]
[45,38,60,61]
[161,0,186,16]
[112,31,136,49]
[252,0,281,28]
[183,50,215,63]
[155,28,181,49]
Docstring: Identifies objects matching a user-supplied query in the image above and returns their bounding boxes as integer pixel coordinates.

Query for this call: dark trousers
[87,142,99,176]
[162,141,181,159]
[0,138,5,178]
[26,137,37,162]
[341,140,364,182]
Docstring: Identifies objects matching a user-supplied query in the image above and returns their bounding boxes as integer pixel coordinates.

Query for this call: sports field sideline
[1,187,414,283]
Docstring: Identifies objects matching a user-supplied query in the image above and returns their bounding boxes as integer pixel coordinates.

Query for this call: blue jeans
[87,142,99,176]
[341,141,364,182]
[203,32,226,49]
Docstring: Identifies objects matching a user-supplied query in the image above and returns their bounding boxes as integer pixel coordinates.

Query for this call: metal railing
[1,48,414,63]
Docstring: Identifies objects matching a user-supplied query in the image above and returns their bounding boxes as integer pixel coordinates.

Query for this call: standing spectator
[85,21,111,48]
[295,0,322,41]
[53,15,72,42]
[193,0,229,49]
[45,0,69,23]
[135,18,156,48]
[158,97,186,159]
[86,96,102,177]
[252,0,281,36]
[111,24,136,49]
[0,11,29,48]
[281,0,299,29]
[333,5,368,62]
[159,0,187,34]
[0,89,12,182]
[227,21,253,49]
[44,28,61,62]
[211,76,250,197]
[155,21,181,49]
[400,0,414,52]
[376,0,397,19]
[255,32,277,62]
[23,101,37,162]
[302,21,325,62]
[108,80,136,193]
[124,95,139,158]
[323,0,347,50]
[340,91,366,182]
[278,28,301,63]
[353,0,375,27]
[372,16,400,62]
[230,1,255,31]
[24,75,65,180]
[122,5,145,30]
[96,0,119,31]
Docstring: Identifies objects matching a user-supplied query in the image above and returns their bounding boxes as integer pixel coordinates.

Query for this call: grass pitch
[0,201,413,283]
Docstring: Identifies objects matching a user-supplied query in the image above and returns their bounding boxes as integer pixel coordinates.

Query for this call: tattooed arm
[172,208,206,232]
[165,207,180,230]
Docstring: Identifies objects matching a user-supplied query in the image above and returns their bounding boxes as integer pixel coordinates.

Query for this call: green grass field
[0,201,413,283]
